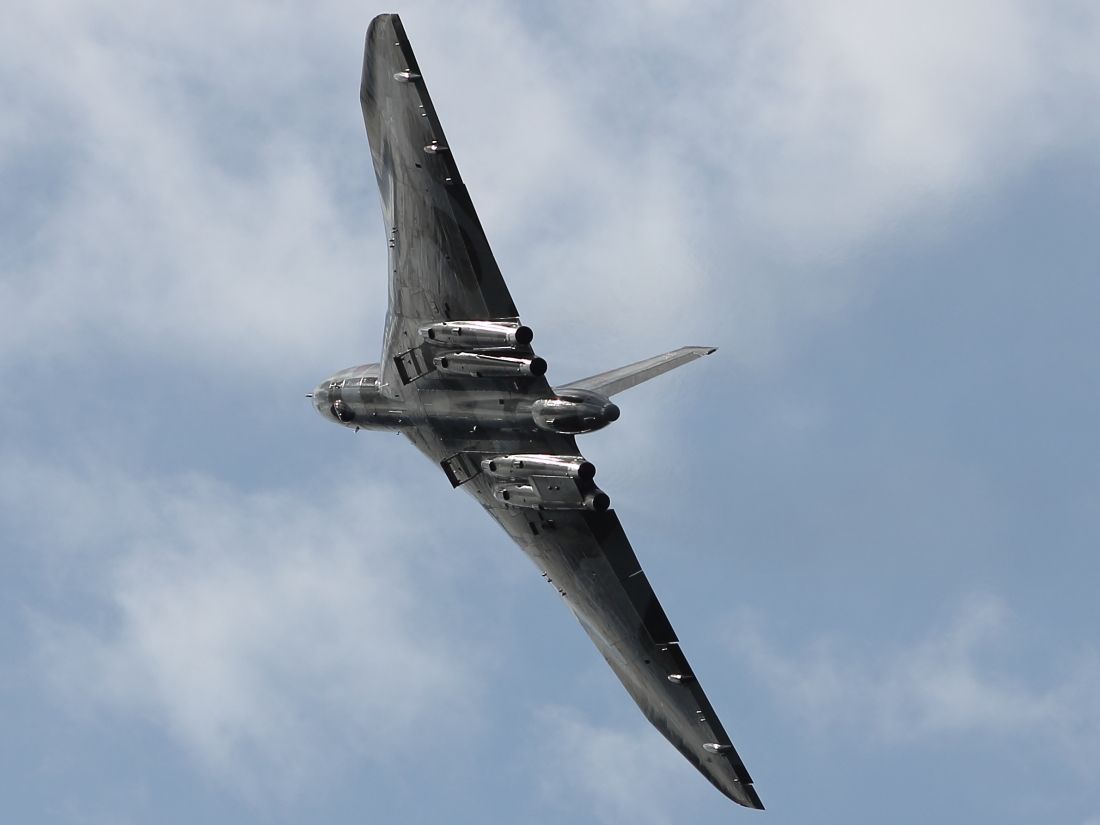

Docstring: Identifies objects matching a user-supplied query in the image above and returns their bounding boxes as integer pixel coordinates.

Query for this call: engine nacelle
[493,483,610,512]
[420,320,533,350]
[481,454,596,482]
[434,352,547,378]
[532,388,620,434]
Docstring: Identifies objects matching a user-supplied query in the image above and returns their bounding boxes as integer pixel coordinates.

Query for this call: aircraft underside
[309,13,763,810]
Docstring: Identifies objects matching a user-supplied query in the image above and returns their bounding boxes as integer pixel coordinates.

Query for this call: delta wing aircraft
[311,14,763,809]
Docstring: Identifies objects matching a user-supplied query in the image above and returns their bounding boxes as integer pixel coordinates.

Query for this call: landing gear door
[441,452,481,487]
[394,346,434,384]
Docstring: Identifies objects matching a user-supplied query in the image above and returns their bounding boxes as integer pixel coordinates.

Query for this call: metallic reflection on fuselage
[312,362,619,437]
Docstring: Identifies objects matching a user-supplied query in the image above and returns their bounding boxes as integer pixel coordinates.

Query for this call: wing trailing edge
[559,346,717,398]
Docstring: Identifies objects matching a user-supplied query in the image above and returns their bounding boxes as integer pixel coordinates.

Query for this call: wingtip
[679,346,718,356]
[718,781,764,810]
[746,786,765,810]
[725,780,765,810]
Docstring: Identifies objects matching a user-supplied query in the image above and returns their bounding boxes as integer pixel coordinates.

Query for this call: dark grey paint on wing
[361,16,521,394]
[312,13,764,811]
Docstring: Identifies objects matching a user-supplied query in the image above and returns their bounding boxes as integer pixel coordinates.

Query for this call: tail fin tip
[559,345,719,398]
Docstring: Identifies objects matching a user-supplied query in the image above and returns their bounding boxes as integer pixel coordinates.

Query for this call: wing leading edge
[361,14,521,390]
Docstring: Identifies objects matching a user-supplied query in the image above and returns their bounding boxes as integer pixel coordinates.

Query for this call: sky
[3,1,1100,823]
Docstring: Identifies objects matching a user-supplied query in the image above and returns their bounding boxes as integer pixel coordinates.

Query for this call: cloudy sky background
[3,1,1100,822]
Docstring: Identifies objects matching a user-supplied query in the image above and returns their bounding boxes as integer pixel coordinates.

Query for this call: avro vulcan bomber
[311,13,763,809]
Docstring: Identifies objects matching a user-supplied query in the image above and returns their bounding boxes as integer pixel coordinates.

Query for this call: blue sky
[3,2,1100,823]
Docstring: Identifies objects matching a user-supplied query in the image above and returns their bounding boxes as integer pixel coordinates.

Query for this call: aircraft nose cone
[604,402,620,422]
[310,383,331,414]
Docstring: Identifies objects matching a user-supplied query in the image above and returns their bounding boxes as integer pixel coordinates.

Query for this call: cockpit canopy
[311,363,382,423]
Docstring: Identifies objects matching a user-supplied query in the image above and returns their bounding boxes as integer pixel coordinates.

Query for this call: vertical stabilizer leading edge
[558,346,717,398]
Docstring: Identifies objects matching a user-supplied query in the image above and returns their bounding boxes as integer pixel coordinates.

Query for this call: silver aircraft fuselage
[313,363,620,437]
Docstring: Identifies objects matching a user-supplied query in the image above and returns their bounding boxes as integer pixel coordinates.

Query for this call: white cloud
[731,594,1100,767]
[1,1,373,376]
[511,0,1100,366]
[5,1,1098,379]
[529,705,697,825]
[7,457,486,798]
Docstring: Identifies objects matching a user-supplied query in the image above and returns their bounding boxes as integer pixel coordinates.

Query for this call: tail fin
[558,346,717,398]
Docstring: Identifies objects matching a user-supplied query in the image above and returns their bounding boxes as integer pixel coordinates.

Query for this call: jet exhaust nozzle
[482,454,596,482]
[435,352,546,378]
[420,320,534,350]
[493,483,610,511]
